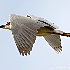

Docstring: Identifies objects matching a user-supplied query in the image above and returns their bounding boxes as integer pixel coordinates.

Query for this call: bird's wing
[27,15,59,29]
[10,14,47,56]
[43,34,62,52]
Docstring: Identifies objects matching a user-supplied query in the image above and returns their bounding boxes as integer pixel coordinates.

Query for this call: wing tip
[54,45,62,53]
[17,46,31,56]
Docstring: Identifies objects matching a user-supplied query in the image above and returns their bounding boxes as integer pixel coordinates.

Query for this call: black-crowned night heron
[0,14,70,56]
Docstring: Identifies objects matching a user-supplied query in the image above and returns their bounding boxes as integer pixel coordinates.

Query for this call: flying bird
[0,14,70,56]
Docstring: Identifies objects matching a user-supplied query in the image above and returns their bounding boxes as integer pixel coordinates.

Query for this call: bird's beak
[0,25,5,28]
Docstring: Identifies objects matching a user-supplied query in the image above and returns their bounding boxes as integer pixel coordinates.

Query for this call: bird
[0,14,70,56]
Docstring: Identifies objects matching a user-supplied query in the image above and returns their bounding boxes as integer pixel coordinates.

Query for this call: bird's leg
[60,33,70,37]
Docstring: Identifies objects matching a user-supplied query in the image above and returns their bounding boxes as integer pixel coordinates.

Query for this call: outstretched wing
[27,15,59,29]
[10,14,47,56]
[44,34,62,52]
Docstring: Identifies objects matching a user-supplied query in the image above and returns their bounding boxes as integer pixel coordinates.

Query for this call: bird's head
[0,22,11,30]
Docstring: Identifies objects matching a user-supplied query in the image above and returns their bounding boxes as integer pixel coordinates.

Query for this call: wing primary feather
[17,34,31,55]
[21,29,36,43]
[21,27,36,40]
[18,33,32,51]
[49,35,61,52]
[13,34,31,56]
[20,30,35,48]
[50,35,60,46]
[14,35,24,55]
[44,34,62,52]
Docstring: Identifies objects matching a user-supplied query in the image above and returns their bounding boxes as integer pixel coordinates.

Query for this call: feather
[44,34,62,52]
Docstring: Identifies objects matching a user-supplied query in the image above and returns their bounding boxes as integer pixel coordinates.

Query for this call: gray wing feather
[10,14,46,56]
[44,34,62,52]
[27,15,59,29]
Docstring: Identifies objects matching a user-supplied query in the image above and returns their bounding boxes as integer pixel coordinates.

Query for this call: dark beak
[0,25,5,28]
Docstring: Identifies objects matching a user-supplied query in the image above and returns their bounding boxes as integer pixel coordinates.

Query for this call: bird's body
[37,26,54,36]
[0,14,70,56]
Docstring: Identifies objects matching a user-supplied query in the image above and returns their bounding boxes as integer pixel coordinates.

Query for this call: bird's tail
[48,30,70,37]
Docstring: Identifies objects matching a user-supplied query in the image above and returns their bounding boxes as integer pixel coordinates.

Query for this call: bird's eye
[6,22,10,25]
